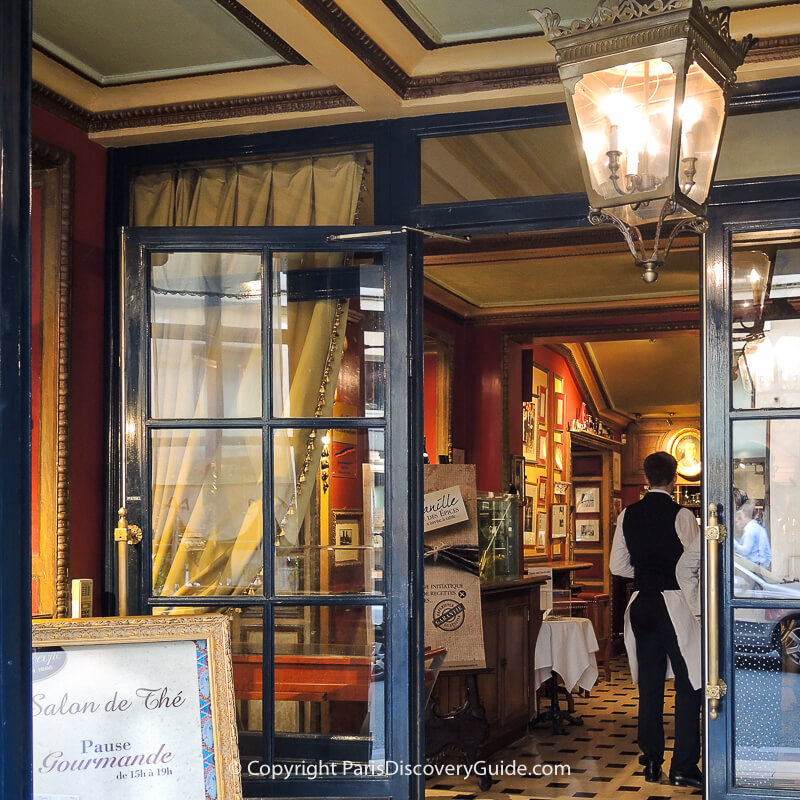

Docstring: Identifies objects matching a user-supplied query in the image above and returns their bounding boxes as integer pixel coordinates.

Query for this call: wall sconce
[531,0,754,283]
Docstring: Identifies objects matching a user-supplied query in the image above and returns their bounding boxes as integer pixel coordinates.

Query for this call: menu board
[33,615,241,800]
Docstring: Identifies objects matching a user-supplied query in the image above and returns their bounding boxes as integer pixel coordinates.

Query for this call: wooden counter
[432,575,546,755]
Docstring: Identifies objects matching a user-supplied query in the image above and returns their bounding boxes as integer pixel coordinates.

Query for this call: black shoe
[643,759,662,783]
[669,768,703,789]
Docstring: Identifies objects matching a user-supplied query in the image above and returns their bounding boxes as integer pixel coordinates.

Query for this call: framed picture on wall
[612,496,623,524]
[511,455,526,496]
[538,432,548,465]
[334,518,361,563]
[537,511,548,549]
[524,496,536,540]
[523,401,538,461]
[576,518,600,542]
[555,392,565,429]
[554,442,564,471]
[551,503,567,538]
[538,478,547,502]
[537,386,548,427]
[612,451,622,491]
[575,486,599,513]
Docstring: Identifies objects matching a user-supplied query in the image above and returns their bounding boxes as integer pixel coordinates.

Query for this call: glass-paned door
[705,202,800,799]
[120,227,422,800]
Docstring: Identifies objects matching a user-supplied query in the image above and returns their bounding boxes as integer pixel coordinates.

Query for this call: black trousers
[629,591,702,773]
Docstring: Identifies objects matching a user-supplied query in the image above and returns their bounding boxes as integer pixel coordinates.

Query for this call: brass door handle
[114,507,142,617]
[705,502,728,720]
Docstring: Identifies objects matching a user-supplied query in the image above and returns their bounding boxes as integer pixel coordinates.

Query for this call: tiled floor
[426,657,702,800]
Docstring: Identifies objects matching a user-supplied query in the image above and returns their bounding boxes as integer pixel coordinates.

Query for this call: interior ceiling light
[531,0,754,283]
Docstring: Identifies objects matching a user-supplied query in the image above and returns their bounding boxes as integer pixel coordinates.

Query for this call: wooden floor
[426,656,702,800]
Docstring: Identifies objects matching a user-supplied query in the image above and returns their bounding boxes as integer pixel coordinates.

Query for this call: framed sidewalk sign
[32,614,242,800]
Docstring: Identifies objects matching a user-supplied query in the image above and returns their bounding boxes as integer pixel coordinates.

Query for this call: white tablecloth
[534,617,599,693]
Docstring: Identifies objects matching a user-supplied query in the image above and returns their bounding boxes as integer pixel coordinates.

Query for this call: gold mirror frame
[32,139,73,618]
[424,327,454,463]
[668,426,702,480]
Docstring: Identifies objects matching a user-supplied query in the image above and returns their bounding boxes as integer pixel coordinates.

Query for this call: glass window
[732,232,800,409]
[271,252,385,419]
[273,428,384,595]
[420,125,584,205]
[150,251,263,419]
[151,428,263,597]
[733,419,800,597]
[273,605,385,767]
[734,607,800,788]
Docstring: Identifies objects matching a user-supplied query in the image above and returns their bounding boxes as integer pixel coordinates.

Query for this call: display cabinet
[477,493,520,582]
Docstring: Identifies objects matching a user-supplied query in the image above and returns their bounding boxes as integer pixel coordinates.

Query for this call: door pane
[273,604,385,767]
[734,607,800,788]
[150,251,263,419]
[271,252,385,419]
[731,419,800,597]
[231,608,265,756]
[151,428,263,597]
[732,232,800,409]
[273,427,384,595]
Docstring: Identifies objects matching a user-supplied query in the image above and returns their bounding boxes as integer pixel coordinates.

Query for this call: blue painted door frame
[0,0,32,797]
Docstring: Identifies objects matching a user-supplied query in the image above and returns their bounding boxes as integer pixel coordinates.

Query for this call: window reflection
[733,235,800,409]
[734,608,800,788]
[733,420,800,597]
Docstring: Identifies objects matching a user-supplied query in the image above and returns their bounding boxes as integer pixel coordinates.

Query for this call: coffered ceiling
[32,0,800,145]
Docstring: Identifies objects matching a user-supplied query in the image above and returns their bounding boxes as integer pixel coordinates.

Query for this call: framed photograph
[554,480,570,496]
[334,518,361,563]
[537,386,548,426]
[576,518,601,542]
[612,450,622,491]
[575,486,600,514]
[524,493,536,536]
[537,511,548,549]
[612,496,623,524]
[551,503,567,538]
[538,477,548,502]
[554,442,564,471]
[669,427,702,479]
[523,400,538,461]
[555,392,565,429]
[511,455,526,496]
[32,615,242,800]
[538,431,548,465]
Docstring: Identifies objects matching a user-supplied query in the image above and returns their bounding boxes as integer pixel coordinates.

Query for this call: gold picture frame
[33,614,242,800]
[669,427,702,479]
[32,140,74,619]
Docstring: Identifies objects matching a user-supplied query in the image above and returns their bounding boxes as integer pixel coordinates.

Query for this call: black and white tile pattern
[427,657,702,800]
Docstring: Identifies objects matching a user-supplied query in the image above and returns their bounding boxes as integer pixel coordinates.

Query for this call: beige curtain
[131,153,367,607]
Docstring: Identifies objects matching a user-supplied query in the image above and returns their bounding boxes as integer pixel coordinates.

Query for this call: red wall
[33,106,107,612]
[534,346,586,429]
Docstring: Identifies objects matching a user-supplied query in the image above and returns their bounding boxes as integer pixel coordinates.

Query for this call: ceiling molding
[380,0,542,50]
[748,32,800,61]
[216,0,309,64]
[406,63,558,98]
[32,81,356,133]
[296,0,408,96]
[551,343,633,429]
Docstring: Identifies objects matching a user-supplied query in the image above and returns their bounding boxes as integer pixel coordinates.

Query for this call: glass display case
[477,493,520,582]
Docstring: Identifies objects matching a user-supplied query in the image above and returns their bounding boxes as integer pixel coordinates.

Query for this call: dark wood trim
[406,63,558,99]
[748,33,800,62]
[32,82,356,133]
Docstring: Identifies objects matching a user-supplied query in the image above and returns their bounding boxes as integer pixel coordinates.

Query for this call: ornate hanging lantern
[531,0,755,282]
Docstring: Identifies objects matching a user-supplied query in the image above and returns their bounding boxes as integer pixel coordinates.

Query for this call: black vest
[622,491,684,592]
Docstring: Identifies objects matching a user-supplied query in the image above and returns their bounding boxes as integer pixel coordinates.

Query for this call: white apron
[623,589,702,691]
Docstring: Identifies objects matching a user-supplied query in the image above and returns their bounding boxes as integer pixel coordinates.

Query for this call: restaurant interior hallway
[426,656,702,800]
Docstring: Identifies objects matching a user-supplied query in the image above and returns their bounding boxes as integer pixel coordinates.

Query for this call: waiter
[610,451,702,789]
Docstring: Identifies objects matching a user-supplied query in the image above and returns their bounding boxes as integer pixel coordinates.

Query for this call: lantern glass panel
[573,58,677,206]
[679,63,725,206]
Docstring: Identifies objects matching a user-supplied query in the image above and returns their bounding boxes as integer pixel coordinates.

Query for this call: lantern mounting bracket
[588,201,708,283]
